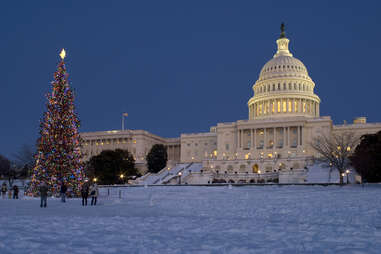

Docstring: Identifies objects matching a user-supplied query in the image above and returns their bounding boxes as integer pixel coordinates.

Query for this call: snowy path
[1,185,381,254]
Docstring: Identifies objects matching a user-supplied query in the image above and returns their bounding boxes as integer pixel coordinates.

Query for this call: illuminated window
[259,104,262,115]
[303,102,306,112]
[294,101,298,112]
[133,140,137,144]
[268,153,273,158]
[264,103,267,114]
[272,102,275,113]
[277,101,281,112]
[283,101,287,112]
[288,101,292,112]
[283,83,286,90]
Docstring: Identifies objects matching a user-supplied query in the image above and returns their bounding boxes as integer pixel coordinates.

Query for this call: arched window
[283,83,286,90]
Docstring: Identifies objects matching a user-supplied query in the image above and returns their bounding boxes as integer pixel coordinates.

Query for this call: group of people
[80,183,99,206]
[38,181,99,208]
[1,182,19,199]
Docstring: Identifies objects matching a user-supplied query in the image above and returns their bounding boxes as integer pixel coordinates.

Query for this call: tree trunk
[339,173,343,185]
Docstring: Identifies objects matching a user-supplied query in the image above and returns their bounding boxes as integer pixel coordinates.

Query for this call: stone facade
[80,130,180,173]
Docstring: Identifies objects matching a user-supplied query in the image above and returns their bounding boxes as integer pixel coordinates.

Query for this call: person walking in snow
[7,188,12,199]
[60,182,67,203]
[90,183,98,206]
[12,185,19,199]
[81,183,89,206]
[1,183,7,199]
[39,182,48,208]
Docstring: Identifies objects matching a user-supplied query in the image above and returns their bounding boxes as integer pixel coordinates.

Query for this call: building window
[283,101,287,112]
[295,101,298,112]
[277,101,281,112]
[225,144,229,151]
[288,101,292,112]
[303,102,306,112]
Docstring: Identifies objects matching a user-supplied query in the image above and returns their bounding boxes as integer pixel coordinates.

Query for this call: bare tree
[0,154,16,186]
[310,132,359,184]
[12,144,35,169]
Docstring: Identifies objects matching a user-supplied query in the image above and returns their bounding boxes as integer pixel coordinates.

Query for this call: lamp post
[178,172,182,185]
[120,174,125,184]
[345,170,350,184]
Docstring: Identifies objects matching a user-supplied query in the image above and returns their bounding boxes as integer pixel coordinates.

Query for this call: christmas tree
[28,49,85,196]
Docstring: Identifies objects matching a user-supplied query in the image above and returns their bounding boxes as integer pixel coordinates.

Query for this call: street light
[178,172,182,185]
[345,170,350,184]
[93,177,97,183]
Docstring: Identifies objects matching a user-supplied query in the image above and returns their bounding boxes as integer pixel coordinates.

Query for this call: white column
[283,127,286,148]
[253,129,256,150]
[264,128,267,149]
[249,129,252,150]
[241,130,244,149]
[297,126,300,147]
[287,127,290,147]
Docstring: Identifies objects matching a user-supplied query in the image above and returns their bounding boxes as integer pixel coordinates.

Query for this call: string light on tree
[28,48,85,196]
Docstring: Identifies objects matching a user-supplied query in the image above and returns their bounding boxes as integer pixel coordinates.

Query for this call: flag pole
[122,114,124,130]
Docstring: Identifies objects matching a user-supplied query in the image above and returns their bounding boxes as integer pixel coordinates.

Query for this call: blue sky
[1,0,381,158]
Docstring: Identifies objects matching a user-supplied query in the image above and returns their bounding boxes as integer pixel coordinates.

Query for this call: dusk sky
[1,0,381,158]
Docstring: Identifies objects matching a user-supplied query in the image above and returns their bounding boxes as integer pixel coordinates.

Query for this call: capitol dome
[248,24,320,120]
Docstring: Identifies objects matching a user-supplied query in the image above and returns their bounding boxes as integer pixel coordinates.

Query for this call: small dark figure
[12,185,19,199]
[60,183,67,203]
[81,184,89,206]
[1,183,7,199]
[39,182,48,208]
[90,183,98,206]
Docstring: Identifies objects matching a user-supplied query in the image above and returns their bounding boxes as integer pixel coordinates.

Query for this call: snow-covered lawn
[1,185,381,254]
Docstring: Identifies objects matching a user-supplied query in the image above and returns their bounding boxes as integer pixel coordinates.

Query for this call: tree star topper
[60,48,66,60]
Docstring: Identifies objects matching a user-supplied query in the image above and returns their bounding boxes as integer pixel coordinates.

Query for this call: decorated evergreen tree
[28,49,85,196]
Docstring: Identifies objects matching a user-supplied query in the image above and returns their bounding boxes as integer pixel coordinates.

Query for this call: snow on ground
[1,185,381,254]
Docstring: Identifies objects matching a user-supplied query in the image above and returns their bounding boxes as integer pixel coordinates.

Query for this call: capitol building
[81,26,381,184]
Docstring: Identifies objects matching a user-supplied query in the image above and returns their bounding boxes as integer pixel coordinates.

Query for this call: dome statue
[248,24,320,120]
